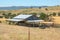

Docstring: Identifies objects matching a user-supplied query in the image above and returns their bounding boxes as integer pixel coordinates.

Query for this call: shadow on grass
[17,23,51,29]
[18,24,60,29]
[8,22,60,29]
[52,24,60,28]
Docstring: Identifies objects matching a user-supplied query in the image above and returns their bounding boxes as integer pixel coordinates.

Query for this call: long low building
[7,14,44,25]
[7,14,54,27]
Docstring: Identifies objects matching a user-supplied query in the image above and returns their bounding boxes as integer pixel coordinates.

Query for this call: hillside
[0,6,47,10]
[0,6,60,15]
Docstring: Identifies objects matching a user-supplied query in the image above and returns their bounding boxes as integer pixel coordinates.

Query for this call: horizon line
[0,5,60,7]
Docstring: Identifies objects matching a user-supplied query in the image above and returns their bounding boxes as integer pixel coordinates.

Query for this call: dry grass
[0,6,60,14]
[52,16,60,24]
[0,23,60,40]
[0,6,60,40]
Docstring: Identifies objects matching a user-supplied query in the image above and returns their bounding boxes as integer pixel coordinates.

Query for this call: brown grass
[0,6,60,40]
[0,23,60,40]
[52,16,60,24]
[0,6,60,14]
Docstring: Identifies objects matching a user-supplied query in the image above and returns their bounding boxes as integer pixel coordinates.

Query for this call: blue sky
[0,0,60,7]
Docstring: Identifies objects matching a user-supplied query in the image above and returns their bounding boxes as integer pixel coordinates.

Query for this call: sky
[0,0,60,7]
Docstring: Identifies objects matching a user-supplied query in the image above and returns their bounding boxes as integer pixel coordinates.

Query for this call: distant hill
[0,6,48,10]
[0,6,60,14]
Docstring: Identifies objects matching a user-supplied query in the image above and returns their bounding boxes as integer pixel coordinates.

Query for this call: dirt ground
[0,23,60,40]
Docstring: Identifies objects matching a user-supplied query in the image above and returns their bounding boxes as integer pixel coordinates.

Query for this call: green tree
[39,12,48,20]
[7,13,12,18]
[2,12,12,19]
[52,12,56,16]
[45,8,48,11]
[10,14,16,18]
[2,13,7,18]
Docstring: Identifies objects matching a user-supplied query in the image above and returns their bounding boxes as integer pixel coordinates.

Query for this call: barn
[7,14,44,26]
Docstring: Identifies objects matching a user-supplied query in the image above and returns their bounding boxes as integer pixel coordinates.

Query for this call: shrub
[45,8,48,11]
[52,12,56,16]
[39,12,48,20]
[10,14,17,18]
[30,13,37,15]
[2,12,17,19]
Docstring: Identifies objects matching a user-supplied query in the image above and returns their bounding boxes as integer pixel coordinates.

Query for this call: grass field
[0,23,60,40]
[0,6,60,40]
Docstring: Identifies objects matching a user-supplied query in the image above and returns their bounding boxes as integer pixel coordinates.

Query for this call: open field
[0,23,60,40]
[0,6,60,40]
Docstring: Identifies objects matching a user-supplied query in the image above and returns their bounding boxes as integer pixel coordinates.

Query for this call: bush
[2,13,12,19]
[2,12,17,19]
[39,12,48,20]
[52,12,56,16]
[10,14,17,18]
[30,13,37,16]
[45,8,48,11]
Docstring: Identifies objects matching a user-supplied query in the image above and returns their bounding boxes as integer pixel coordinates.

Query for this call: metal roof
[13,14,32,19]
[7,19,23,22]
[8,14,32,21]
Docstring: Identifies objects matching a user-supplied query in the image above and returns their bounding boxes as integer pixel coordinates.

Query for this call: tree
[52,12,56,16]
[5,13,12,19]
[10,14,17,18]
[7,13,12,18]
[45,8,48,11]
[39,12,48,20]
[2,13,7,18]
[2,12,13,19]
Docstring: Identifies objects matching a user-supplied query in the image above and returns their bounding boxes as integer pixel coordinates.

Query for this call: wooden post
[28,27,30,40]
[39,22,41,27]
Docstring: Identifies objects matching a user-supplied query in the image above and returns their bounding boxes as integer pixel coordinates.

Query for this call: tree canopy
[39,12,48,20]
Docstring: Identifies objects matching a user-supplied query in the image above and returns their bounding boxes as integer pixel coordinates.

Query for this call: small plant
[52,12,56,16]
